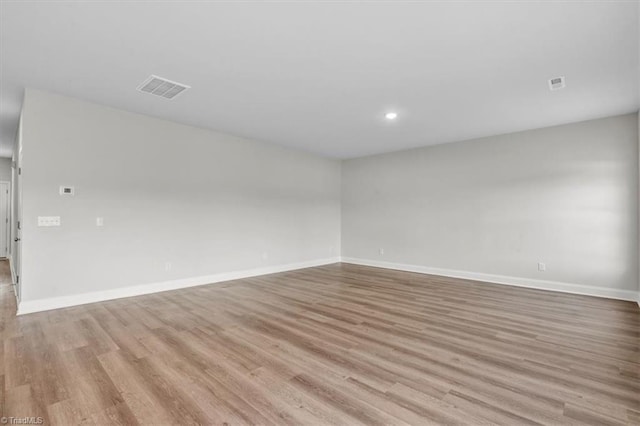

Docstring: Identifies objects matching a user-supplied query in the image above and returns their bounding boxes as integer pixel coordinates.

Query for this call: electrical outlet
[96,217,104,227]
[59,186,75,196]
[165,262,172,272]
[262,252,269,260]
[538,262,546,272]
[379,248,384,256]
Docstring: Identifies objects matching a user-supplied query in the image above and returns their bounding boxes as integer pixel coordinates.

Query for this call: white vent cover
[137,75,190,100]
[548,76,566,91]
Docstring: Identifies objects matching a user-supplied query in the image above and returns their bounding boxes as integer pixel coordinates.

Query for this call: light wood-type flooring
[1,261,639,425]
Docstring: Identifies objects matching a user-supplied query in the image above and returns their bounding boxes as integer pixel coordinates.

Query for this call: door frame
[11,115,22,302]
[0,181,10,259]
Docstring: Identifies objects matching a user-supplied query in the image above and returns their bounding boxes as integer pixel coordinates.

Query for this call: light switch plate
[38,216,61,227]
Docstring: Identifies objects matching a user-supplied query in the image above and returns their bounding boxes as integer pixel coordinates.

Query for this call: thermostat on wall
[59,186,75,195]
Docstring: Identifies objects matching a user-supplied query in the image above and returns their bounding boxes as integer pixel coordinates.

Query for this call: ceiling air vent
[548,76,566,91]
[137,75,190,100]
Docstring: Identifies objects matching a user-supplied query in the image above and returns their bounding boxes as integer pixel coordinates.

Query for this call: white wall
[17,89,640,311]
[342,114,639,300]
[19,89,341,309]
[0,158,12,182]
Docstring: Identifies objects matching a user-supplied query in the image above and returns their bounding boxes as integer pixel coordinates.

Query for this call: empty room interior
[1,1,639,425]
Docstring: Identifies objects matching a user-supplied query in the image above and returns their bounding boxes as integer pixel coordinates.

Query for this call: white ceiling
[1,1,638,159]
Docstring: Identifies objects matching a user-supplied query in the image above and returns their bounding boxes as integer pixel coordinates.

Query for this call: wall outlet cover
[59,186,75,195]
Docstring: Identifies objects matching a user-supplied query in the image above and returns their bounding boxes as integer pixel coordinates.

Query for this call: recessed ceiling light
[385,112,398,120]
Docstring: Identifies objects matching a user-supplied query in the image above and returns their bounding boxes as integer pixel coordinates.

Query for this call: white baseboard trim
[17,257,340,315]
[341,257,639,302]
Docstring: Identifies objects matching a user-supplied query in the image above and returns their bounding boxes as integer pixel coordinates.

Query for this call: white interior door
[0,182,10,258]
[12,118,23,299]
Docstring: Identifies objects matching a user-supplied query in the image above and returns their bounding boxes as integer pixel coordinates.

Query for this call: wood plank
[0,260,637,424]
